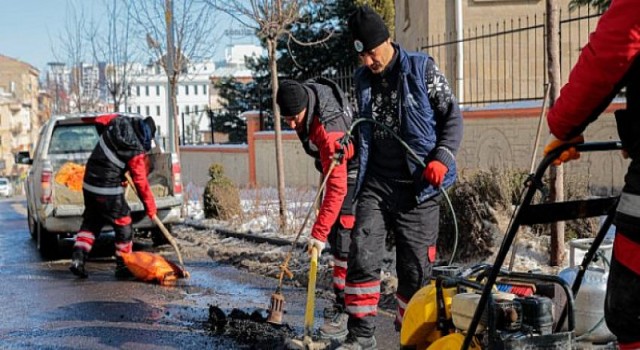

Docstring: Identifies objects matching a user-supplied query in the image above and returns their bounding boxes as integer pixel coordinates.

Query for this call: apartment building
[0,55,41,178]
[120,60,214,145]
[119,44,263,145]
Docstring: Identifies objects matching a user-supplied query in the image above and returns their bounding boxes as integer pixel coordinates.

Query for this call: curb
[185,220,308,249]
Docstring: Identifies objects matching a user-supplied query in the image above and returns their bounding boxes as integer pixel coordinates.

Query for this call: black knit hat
[276,80,308,116]
[348,5,390,53]
[144,116,157,138]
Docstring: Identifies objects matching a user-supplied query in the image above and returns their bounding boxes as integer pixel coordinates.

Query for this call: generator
[400,142,623,350]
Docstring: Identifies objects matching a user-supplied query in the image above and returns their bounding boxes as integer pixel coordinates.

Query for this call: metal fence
[419,6,602,107]
[308,7,602,108]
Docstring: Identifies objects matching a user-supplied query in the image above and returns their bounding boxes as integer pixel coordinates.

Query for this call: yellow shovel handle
[303,246,319,340]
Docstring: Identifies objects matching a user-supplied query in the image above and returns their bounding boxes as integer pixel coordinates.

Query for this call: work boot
[69,249,88,278]
[318,305,348,341]
[335,334,377,350]
[114,256,134,279]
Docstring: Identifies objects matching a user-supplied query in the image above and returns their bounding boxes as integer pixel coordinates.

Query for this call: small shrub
[203,164,241,220]
[438,168,527,263]
[437,168,600,265]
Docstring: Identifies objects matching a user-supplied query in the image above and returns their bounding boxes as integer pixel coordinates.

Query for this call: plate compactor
[400,141,622,350]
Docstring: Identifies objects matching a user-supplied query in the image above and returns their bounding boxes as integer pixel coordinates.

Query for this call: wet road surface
[0,197,398,349]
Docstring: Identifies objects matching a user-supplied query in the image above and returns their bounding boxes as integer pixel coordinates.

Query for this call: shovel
[267,161,338,324]
[284,246,328,350]
[125,173,187,273]
[303,246,319,345]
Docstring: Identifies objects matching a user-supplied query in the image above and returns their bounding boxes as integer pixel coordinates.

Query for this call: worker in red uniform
[544,0,640,348]
[276,78,357,341]
[70,114,157,279]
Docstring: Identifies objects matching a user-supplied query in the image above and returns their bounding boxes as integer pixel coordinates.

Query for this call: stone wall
[179,108,629,194]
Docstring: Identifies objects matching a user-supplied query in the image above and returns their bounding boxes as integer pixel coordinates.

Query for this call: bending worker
[276,78,357,341]
[70,114,158,279]
[544,0,640,348]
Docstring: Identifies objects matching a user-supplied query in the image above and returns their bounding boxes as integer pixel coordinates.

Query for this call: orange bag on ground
[120,251,189,285]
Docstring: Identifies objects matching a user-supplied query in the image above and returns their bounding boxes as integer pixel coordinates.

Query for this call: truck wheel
[27,207,37,240]
[151,224,173,247]
[37,223,59,258]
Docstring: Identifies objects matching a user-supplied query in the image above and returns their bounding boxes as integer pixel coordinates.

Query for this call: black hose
[343,118,460,265]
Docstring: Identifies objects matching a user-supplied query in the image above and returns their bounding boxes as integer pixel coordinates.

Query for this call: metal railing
[418,6,602,107]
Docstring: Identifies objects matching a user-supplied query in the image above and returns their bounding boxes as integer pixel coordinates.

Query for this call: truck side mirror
[15,151,32,165]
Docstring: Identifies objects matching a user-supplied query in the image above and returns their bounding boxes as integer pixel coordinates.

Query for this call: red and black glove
[423,160,448,187]
[333,137,355,163]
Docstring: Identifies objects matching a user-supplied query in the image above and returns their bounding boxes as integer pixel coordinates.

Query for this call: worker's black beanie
[276,80,308,116]
[348,5,390,53]
[144,116,157,138]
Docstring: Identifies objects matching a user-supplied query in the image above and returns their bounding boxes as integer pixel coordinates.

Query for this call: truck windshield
[49,125,99,155]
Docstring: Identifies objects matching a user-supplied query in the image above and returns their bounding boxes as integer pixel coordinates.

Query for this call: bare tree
[546,0,565,266]
[88,0,136,112]
[204,0,333,232]
[129,0,219,154]
[54,1,102,113]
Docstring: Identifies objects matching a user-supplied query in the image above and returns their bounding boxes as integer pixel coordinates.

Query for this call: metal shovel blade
[267,291,285,324]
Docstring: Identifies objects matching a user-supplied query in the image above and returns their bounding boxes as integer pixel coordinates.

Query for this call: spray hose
[274,117,461,289]
[341,118,460,265]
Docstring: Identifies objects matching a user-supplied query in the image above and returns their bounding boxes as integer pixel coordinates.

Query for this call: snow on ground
[180,183,615,291]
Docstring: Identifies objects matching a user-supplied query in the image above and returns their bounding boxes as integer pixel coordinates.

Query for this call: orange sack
[120,251,189,285]
[55,162,86,192]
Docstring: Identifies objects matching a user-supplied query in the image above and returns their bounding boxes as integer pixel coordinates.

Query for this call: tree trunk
[170,74,181,158]
[546,0,564,266]
[267,38,288,232]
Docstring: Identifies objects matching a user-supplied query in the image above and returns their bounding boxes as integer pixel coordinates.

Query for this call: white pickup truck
[16,113,183,257]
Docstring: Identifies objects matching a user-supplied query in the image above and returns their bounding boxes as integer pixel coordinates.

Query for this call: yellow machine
[400,280,457,350]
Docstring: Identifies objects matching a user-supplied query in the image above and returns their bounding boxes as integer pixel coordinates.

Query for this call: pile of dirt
[207,306,295,350]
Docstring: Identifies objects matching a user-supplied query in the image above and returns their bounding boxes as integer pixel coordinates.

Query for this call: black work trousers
[80,190,133,246]
[346,174,440,337]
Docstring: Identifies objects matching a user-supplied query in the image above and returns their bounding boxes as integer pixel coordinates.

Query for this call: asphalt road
[0,197,399,349]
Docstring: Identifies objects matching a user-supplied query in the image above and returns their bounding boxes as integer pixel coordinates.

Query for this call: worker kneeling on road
[276,78,357,342]
[70,114,158,279]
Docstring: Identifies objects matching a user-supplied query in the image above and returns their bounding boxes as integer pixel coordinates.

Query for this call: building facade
[0,55,42,179]
[119,60,214,146]
[395,0,601,106]
[119,44,263,146]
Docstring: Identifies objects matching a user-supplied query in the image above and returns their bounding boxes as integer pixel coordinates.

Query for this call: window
[194,85,198,95]
[185,105,190,115]
[194,105,199,114]
[145,86,149,96]
[136,106,141,114]
[156,85,160,96]
[156,105,161,116]
[49,125,99,154]
[127,106,132,113]
[127,86,131,96]
[136,86,140,96]
[185,85,189,95]
[403,0,411,31]
[203,85,207,94]
[145,106,150,116]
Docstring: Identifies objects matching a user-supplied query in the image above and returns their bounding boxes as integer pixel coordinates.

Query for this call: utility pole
[165,0,177,154]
